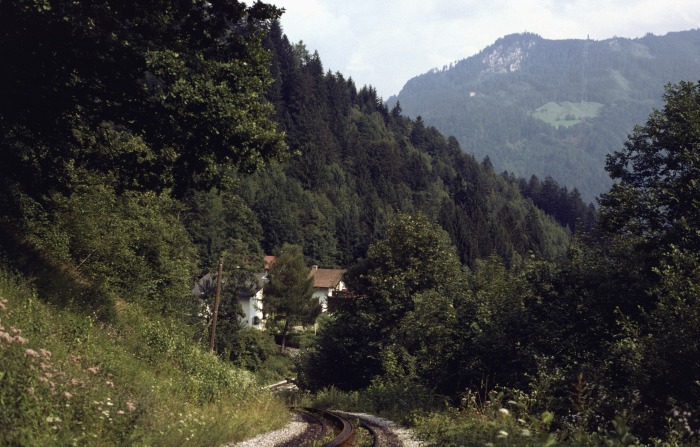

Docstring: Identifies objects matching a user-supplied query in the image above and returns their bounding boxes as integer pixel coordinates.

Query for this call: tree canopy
[298,80,700,441]
[264,243,320,351]
[599,81,700,253]
[299,213,468,391]
[0,0,287,204]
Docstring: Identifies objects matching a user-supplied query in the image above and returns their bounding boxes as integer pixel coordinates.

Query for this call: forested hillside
[232,21,576,270]
[389,30,700,201]
[0,2,577,443]
[304,81,700,445]
[0,2,291,445]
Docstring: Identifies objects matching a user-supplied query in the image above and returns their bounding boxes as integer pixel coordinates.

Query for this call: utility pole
[209,256,224,353]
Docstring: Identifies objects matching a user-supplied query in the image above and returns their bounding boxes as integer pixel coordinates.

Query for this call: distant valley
[389,29,700,202]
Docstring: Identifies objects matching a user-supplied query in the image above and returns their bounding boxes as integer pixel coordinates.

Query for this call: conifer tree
[264,243,320,352]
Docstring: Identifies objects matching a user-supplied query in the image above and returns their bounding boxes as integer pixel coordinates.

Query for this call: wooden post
[209,256,224,353]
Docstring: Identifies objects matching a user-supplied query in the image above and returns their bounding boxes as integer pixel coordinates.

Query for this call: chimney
[312,265,318,270]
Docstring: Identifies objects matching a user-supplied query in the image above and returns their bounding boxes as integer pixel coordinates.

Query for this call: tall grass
[301,382,694,446]
[0,268,288,446]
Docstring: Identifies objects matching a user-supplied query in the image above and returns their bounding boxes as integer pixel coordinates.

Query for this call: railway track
[227,406,417,447]
[356,419,380,447]
[337,412,408,447]
[292,407,356,447]
[286,407,382,447]
[244,382,402,446]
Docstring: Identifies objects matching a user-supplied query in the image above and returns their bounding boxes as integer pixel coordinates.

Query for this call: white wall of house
[312,289,329,312]
[239,288,264,329]
[312,280,347,312]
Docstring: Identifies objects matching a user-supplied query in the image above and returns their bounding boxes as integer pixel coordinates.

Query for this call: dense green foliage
[0,0,288,315]
[301,81,700,444]
[0,1,291,444]
[4,0,698,444]
[509,174,597,233]
[227,327,279,371]
[596,81,700,435]
[298,213,467,392]
[390,31,700,202]
[235,22,571,270]
[0,0,287,201]
[264,243,320,351]
[600,81,700,253]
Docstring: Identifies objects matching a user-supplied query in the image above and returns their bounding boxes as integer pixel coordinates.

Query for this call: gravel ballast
[226,410,424,447]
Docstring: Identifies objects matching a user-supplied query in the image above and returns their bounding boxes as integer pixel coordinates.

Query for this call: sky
[266,0,700,99]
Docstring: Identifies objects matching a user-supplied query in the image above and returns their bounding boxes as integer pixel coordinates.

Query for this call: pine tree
[264,243,320,352]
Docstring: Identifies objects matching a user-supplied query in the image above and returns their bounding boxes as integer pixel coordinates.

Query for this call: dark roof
[193,272,268,298]
[192,273,216,296]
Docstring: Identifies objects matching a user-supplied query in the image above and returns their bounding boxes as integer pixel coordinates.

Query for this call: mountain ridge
[388,29,700,201]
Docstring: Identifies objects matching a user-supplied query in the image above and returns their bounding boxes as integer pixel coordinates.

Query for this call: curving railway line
[232,381,420,446]
[272,408,412,447]
[228,407,420,446]
[334,411,413,447]
[289,407,358,447]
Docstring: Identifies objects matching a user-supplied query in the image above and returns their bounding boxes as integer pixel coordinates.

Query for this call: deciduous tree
[599,81,700,253]
[300,213,468,391]
[0,0,287,205]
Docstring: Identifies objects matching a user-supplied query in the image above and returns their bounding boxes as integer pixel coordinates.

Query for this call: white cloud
[269,0,700,98]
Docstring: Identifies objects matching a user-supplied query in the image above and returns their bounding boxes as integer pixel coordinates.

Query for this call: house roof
[309,267,346,289]
[193,272,267,298]
[192,272,216,297]
[238,272,269,297]
[264,255,276,270]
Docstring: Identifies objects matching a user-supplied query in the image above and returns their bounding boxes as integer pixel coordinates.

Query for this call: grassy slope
[531,101,604,128]
[0,267,288,446]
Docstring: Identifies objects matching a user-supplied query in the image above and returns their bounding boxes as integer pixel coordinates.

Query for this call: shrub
[229,327,278,371]
[256,353,296,384]
[312,379,443,425]
[36,185,198,317]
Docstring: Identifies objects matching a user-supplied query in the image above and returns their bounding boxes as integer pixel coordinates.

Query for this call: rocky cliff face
[480,34,538,74]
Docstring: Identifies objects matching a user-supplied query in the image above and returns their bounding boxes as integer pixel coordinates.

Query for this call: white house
[308,266,347,312]
[192,258,349,329]
[237,272,267,328]
[192,271,267,329]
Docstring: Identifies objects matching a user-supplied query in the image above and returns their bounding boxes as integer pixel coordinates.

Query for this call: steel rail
[359,420,380,447]
[291,407,328,442]
[297,407,355,447]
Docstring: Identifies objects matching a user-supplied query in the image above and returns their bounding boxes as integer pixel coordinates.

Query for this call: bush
[312,379,444,425]
[273,329,316,349]
[40,185,198,317]
[228,327,278,371]
[256,354,296,385]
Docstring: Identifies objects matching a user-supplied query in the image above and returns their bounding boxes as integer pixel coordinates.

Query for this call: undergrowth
[299,382,695,447]
[0,268,288,446]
